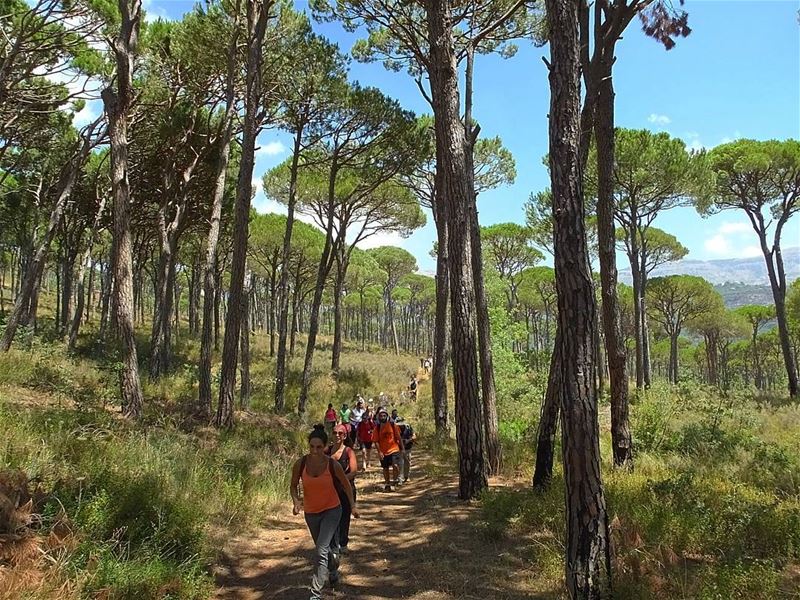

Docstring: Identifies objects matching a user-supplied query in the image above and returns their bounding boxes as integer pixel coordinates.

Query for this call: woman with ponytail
[291,424,359,598]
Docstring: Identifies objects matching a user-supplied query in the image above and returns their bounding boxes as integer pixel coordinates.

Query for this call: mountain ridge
[619,246,800,286]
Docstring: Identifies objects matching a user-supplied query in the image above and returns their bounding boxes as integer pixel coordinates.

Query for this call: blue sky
[144,0,800,275]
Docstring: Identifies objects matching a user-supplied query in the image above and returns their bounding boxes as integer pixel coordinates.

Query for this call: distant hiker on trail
[324,403,337,440]
[357,408,376,470]
[390,408,399,423]
[423,357,432,374]
[397,419,416,483]
[376,408,404,492]
[291,425,359,598]
[339,403,352,439]
[348,399,366,448]
[325,424,358,552]
[408,375,418,400]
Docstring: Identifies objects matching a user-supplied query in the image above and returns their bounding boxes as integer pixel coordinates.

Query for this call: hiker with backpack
[291,425,359,598]
[408,375,418,400]
[396,419,417,483]
[356,408,376,470]
[325,424,358,552]
[348,399,366,449]
[323,403,337,441]
[375,408,404,492]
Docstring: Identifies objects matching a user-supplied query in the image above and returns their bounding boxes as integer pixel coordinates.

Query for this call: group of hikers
[290,396,417,600]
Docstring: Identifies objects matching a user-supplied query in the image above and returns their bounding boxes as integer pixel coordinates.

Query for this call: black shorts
[360,441,373,449]
[380,452,401,469]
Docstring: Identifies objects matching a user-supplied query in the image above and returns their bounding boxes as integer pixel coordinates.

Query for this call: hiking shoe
[383,484,392,492]
[329,571,340,587]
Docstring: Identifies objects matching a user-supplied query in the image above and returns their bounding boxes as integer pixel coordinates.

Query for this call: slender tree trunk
[594,59,632,468]
[331,252,346,372]
[69,196,107,349]
[297,159,338,414]
[762,241,799,396]
[464,46,501,476]
[215,0,271,429]
[532,330,562,489]
[629,252,645,389]
[425,0,486,500]
[546,0,612,593]
[198,5,238,419]
[274,130,304,410]
[669,331,679,383]
[239,271,252,409]
[640,263,652,388]
[101,1,144,418]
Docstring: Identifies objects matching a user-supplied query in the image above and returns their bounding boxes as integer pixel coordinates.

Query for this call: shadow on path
[214,448,561,600]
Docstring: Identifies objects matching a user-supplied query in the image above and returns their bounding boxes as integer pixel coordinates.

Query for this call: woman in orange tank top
[291,425,359,598]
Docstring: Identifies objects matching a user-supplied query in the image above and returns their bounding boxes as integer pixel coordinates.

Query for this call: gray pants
[402,450,412,481]
[304,505,342,600]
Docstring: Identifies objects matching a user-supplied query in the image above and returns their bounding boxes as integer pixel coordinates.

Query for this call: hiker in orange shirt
[375,407,404,492]
[290,425,359,597]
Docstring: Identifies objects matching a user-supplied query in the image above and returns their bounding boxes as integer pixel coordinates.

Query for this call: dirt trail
[213,450,557,600]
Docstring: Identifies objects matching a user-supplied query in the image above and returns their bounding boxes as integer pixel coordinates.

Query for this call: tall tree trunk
[546,0,612,594]
[425,0,486,500]
[240,271,252,409]
[532,330,562,489]
[274,131,303,410]
[594,58,632,468]
[629,251,645,389]
[761,240,799,396]
[464,45,501,476]
[150,217,178,379]
[68,196,107,349]
[669,332,679,383]
[101,0,144,418]
[215,0,271,429]
[331,251,346,372]
[640,262,652,388]
[0,123,97,351]
[198,5,238,419]
[297,159,338,414]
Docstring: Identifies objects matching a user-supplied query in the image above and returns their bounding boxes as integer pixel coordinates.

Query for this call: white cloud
[704,233,730,255]
[142,0,173,22]
[256,141,286,157]
[648,113,671,126]
[356,230,405,250]
[251,178,261,195]
[718,221,750,235]
[703,221,759,258]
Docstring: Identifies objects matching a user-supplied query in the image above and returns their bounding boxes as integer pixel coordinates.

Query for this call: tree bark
[68,196,107,349]
[761,240,799,396]
[532,331,561,489]
[331,250,347,372]
[101,0,144,418]
[274,129,304,410]
[594,58,632,468]
[463,39,501,474]
[546,0,612,594]
[215,0,271,428]
[432,203,450,436]
[240,271,253,409]
[425,0,486,500]
[198,5,238,419]
[297,158,338,415]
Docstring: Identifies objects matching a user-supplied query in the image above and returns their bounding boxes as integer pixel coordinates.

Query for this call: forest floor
[212,448,561,600]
